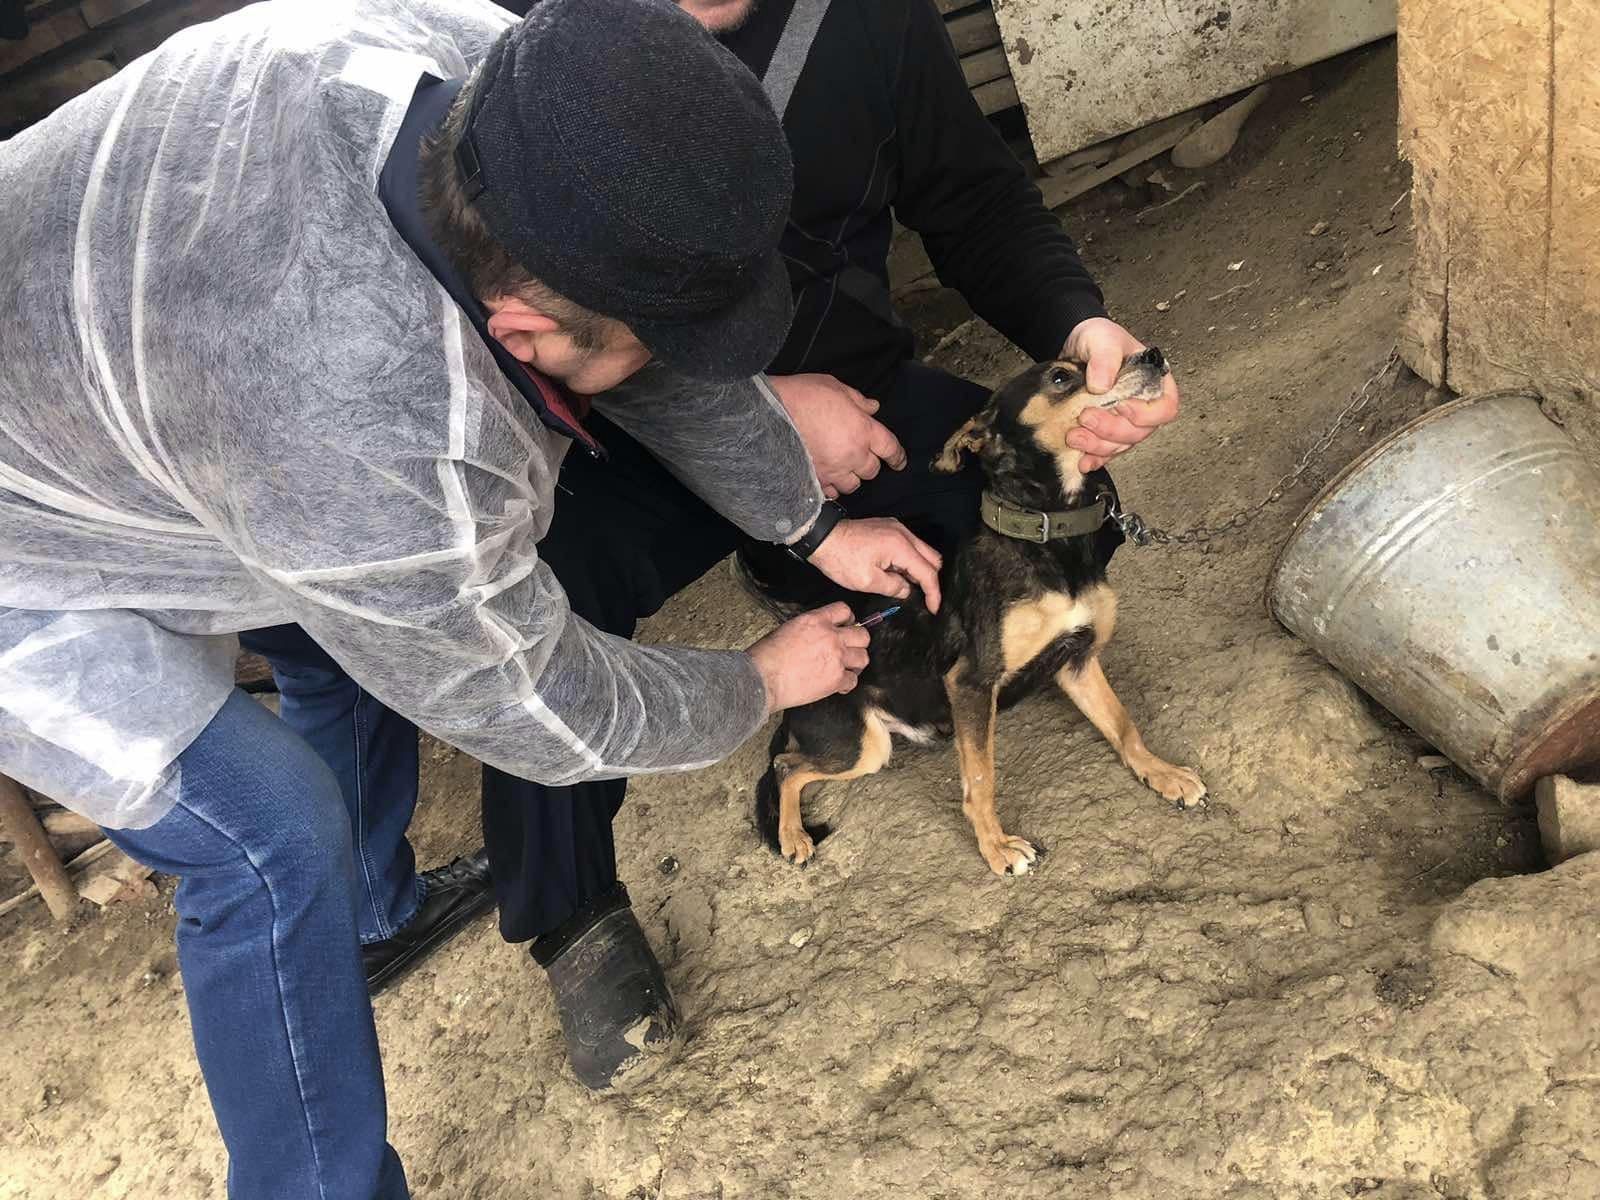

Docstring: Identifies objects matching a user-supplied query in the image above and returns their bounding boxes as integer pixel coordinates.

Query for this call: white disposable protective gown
[0,0,822,828]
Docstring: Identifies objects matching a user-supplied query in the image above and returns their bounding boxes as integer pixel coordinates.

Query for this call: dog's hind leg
[944,663,1037,876]
[764,711,893,866]
[1055,656,1207,808]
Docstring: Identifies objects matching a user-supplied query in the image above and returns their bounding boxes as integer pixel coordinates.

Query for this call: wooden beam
[1400,0,1599,400]
[0,837,115,919]
[0,775,77,921]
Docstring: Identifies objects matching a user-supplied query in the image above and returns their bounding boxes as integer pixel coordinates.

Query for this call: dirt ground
[6,41,1600,1200]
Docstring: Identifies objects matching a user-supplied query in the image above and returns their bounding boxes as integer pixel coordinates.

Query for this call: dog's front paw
[779,824,816,866]
[979,834,1038,877]
[1140,761,1207,809]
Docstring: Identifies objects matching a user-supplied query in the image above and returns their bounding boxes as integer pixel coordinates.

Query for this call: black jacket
[723,0,1107,394]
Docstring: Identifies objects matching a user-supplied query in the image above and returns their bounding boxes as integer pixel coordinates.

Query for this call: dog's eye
[1048,367,1073,389]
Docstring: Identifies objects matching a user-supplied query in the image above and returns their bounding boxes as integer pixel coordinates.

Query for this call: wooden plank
[0,53,112,134]
[80,0,156,29]
[972,75,1018,116]
[960,45,1008,89]
[44,811,101,839]
[107,0,239,65]
[0,7,86,76]
[16,0,81,27]
[1036,118,1199,209]
[945,8,1000,57]
[77,847,154,906]
[0,809,101,841]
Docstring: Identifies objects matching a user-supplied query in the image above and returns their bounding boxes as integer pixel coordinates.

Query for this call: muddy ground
[6,42,1600,1200]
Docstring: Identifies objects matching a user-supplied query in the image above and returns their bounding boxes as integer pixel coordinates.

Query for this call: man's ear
[932,409,993,473]
[485,300,561,363]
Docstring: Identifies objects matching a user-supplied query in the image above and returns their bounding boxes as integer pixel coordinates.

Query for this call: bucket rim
[1499,683,1600,802]
[1263,386,1544,621]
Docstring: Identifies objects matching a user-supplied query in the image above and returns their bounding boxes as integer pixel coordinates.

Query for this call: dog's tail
[754,722,830,856]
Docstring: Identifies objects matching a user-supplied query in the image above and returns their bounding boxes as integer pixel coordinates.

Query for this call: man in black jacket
[369,0,1180,1091]
[678,0,1178,572]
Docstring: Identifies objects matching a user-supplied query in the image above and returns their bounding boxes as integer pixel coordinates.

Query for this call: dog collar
[980,490,1109,544]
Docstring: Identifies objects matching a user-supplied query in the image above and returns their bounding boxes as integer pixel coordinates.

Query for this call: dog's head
[932,348,1169,498]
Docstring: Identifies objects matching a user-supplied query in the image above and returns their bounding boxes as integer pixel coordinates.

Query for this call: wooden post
[1400,0,1600,413]
[0,775,78,921]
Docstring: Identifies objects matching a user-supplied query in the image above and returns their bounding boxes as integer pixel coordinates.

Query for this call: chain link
[1109,347,1402,548]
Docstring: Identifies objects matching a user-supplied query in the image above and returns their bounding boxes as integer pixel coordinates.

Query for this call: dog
[753,348,1206,876]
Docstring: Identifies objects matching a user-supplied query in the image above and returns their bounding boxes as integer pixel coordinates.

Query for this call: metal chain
[1109,347,1403,548]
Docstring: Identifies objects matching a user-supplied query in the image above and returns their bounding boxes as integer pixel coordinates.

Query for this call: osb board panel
[993,0,1396,163]
[1400,0,1600,411]
[1547,0,1600,390]
[1394,1,1448,382]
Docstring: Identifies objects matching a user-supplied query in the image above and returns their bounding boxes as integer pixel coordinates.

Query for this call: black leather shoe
[533,884,682,1092]
[364,849,494,996]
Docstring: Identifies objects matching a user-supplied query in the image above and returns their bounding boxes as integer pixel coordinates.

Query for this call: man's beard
[705,0,760,35]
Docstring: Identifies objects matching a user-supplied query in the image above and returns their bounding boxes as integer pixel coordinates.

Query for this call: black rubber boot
[533,884,682,1092]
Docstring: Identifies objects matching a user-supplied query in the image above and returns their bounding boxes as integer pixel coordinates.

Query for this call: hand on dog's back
[808,518,943,613]
[748,602,872,713]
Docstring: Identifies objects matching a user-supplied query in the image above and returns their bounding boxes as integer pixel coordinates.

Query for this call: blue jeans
[106,691,409,1200]
[239,625,422,943]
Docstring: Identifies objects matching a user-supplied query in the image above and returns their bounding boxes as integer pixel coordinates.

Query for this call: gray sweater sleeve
[592,364,824,544]
[217,365,772,787]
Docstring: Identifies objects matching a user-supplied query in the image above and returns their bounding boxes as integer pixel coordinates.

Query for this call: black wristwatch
[787,500,846,561]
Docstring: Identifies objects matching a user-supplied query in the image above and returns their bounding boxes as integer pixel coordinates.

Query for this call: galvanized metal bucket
[1268,389,1600,801]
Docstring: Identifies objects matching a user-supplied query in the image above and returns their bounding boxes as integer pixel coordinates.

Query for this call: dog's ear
[932,409,993,473]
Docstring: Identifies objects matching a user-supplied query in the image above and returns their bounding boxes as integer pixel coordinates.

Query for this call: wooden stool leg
[0,775,78,920]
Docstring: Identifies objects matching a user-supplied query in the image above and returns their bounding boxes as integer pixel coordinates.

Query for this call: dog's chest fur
[857,518,1118,742]
[939,519,1116,696]
[1000,590,1104,672]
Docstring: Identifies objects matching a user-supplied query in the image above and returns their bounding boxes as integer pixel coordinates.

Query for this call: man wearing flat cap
[0,0,946,1192]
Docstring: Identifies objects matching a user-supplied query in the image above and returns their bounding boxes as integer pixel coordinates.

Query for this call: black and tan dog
[754,349,1206,876]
